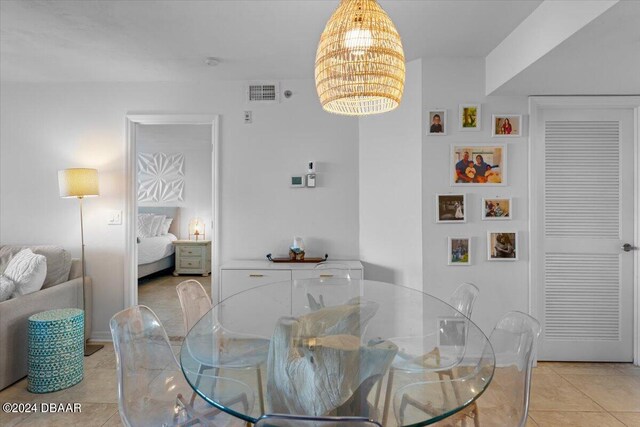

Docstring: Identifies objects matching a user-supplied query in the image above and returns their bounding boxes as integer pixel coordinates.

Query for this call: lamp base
[84,343,104,357]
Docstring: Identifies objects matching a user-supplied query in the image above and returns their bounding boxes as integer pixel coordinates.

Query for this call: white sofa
[0,245,92,390]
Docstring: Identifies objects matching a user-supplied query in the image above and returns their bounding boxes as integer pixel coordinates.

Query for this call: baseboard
[90,331,112,342]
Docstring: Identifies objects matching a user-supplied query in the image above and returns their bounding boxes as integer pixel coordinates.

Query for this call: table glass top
[181,279,494,426]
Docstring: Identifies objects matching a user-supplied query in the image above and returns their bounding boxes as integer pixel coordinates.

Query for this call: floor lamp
[58,168,103,356]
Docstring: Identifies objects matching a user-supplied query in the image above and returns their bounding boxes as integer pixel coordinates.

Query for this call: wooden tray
[266,253,328,263]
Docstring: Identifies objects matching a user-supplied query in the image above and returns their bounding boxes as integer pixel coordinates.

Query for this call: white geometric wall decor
[137,152,185,202]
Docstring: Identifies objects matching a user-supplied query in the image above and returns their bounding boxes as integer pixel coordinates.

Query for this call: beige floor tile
[614,364,640,377]
[561,375,640,412]
[526,416,539,426]
[0,409,33,427]
[101,411,124,426]
[530,411,626,427]
[545,362,632,377]
[611,412,640,426]
[62,369,118,404]
[14,403,117,427]
[0,378,72,403]
[529,371,603,412]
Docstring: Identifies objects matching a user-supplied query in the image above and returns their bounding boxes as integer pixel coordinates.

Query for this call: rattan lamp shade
[58,168,99,198]
[315,0,405,116]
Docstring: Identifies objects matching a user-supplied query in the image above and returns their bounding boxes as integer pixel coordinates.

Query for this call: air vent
[246,82,280,103]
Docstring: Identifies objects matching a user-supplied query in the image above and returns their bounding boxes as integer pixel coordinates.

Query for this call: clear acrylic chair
[396,311,541,427]
[177,279,267,412]
[254,414,382,427]
[377,283,480,424]
[110,305,254,427]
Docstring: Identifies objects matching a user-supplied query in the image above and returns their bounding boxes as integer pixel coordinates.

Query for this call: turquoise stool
[28,308,84,393]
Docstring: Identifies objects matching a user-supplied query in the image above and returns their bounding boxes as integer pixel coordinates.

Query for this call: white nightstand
[172,240,212,277]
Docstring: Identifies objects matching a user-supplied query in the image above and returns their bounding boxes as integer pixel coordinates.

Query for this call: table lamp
[188,218,205,241]
[58,168,103,356]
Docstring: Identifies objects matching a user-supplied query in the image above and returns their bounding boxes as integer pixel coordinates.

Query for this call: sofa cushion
[4,249,47,297]
[0,276,15,302]
[0,245,72,288]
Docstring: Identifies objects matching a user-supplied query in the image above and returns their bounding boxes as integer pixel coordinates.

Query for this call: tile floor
[1,346,638,427]
[138,273,212,340]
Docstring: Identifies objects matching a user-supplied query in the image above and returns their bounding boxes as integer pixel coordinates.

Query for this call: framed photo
[437,317,468,347]
[448,237,471,266]
[459,104,481,131]
[451,144,507,186]
[487,232,518,261]
[436,194,466,223]
[492,114,523,137]
[482,197,512,220]
[427,109,447,135]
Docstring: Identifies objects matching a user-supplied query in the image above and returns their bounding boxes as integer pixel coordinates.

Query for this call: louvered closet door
[537,108,634,361]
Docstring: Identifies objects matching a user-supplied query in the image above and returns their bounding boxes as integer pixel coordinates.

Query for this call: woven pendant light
[315,0,405,116]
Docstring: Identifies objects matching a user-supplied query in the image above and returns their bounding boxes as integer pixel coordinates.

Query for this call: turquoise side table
[28,308,84,393]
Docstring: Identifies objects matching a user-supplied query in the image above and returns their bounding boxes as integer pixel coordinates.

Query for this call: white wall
[421,58,529,334]
[359,59,423,290]
[137,124,212,239]
[0,80,360,338]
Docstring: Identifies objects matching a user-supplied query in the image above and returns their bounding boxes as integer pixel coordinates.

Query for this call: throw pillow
[150,215,166,236]
[160,217,173,235]
[3,249,47,297]
[0,276,15,302]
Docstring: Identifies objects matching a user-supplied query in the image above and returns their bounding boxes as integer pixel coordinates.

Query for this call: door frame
[124,114,221,308]
[529,96,640,365]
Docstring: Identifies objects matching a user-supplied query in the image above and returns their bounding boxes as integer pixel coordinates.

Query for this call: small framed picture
[437,317,468,347]
[482,197,512,220]
[427,109,447,135]
[487,232,518,261]
[459,104,481,131]
[436,194,466,223]
[448,237,471,266]
[492,115,523,137]
[451,144,507,186]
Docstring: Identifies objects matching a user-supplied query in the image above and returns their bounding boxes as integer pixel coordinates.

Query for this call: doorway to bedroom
[135,123,213,342]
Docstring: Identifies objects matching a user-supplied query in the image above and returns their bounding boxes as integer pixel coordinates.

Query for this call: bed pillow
[0,276,15,302]
[160,217,173,235]
[138,214,155,238]
[150,215,166,236]
[3,249,47,297]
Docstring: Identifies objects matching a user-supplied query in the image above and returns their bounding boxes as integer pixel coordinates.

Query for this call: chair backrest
[255,414,382,426]
[312,262,352,279]
[448,282,479,318]
[176,279,212,335]
[110,305,183,426]
[488,311,541,427]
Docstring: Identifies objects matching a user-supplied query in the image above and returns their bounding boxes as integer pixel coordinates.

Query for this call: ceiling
[493,0,640,95]
[0,0,543,82]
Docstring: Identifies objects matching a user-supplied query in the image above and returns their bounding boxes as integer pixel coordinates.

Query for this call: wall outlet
[108,210,122,225]
[244,111,252,124]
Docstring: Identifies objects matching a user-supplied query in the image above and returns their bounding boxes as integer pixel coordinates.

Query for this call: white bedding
[138,233,177,265]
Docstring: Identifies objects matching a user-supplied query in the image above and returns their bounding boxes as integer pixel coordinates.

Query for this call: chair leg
[373,374,383,409]
[256,365,265,413]
[381,367,395,426]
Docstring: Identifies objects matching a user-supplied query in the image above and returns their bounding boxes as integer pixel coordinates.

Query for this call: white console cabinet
[219,260,363,302]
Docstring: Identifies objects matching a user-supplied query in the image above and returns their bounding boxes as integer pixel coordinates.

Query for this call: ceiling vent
[246,82,280,103]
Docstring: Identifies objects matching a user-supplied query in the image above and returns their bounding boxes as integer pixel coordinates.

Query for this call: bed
[138,207,181,279]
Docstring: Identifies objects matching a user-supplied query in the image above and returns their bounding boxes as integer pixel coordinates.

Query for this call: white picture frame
[448,237,472,266]
[492,114,523,137]
[487,231,519,261]
[459,104,481,131]
[436,194,466,223]
[451,144,507,186]
[481,197,513,220]
[427,109,447,136]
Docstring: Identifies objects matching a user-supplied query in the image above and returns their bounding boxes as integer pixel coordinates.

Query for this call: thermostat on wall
[290,175,306,188]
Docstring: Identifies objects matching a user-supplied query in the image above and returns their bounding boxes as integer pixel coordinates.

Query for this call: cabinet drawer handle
[319,274,334,278]
[249,274,264,278]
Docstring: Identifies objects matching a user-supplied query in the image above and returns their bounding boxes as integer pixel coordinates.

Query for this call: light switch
[108,210,122,225]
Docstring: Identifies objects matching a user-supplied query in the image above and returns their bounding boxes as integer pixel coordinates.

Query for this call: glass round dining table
[181,279,495,427]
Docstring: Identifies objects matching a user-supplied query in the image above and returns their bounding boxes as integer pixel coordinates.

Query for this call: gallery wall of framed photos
[424,63,528,267]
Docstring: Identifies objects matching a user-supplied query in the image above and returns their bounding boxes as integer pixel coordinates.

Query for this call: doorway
[124,115,220,341]
[530,97,639,363]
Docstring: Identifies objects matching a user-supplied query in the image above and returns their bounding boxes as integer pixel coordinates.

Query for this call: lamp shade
[58,168,99,198]
[315,0,405,116]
